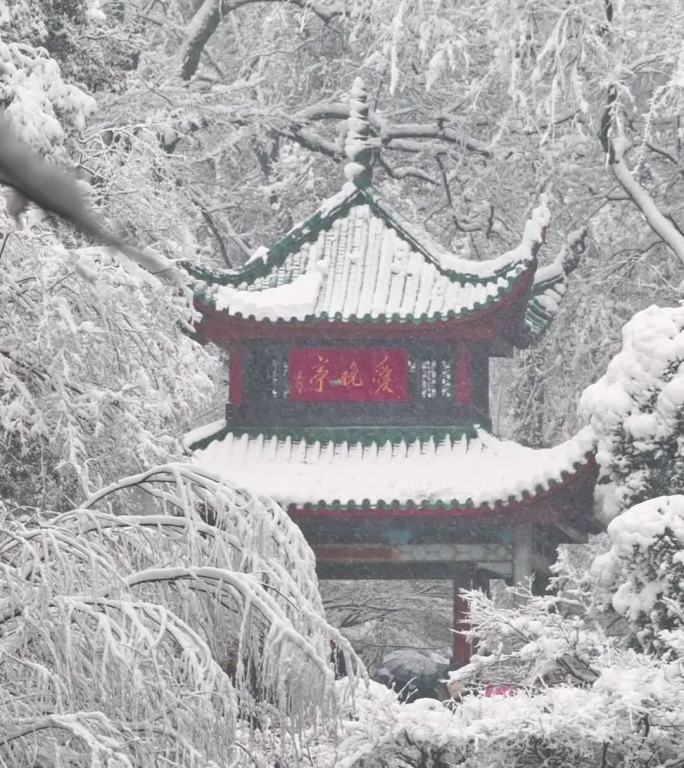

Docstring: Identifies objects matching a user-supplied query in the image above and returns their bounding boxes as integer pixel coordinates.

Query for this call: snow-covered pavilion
[185,79,597,665]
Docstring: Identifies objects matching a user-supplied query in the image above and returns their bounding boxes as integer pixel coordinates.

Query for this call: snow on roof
[192,426,595,510]
[196,198,534,323]
[214,269,325,320]
[525,255,567,337]
[181,417,227,451]
[525,225,585,339]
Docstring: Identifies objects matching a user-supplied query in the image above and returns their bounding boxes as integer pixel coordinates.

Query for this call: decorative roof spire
[344,77,374,188]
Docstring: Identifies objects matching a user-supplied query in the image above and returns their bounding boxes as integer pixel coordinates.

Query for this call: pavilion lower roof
[190,424,596,518]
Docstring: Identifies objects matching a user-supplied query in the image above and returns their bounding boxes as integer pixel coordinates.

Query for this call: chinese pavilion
[185,80,598,666]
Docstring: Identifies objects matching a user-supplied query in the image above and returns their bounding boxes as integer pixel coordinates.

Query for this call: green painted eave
[525,272,565,338]
[188,423,485,453]
[190,259,534,326]
[525,302,554,336]
[182,184,362,288]
[182,182,533,292]
[289,472,566,514]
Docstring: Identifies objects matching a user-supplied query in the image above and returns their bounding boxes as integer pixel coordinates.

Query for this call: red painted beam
[315,544,398,561]
[191,270,534,345]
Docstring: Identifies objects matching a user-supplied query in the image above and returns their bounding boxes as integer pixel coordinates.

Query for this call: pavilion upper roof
[184,182,552,329]
[184,77,580,340]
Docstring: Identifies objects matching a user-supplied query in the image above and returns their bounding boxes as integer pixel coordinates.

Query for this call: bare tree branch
[190,191,235,266]
[179,0,343,81]
[376,155,437,185]
[435,153,481,233]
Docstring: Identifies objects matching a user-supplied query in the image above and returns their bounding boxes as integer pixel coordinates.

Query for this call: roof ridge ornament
[522,194,551,257]
[344,77,374,188]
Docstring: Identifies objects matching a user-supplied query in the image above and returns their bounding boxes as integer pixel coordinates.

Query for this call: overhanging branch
[600,80,684,267]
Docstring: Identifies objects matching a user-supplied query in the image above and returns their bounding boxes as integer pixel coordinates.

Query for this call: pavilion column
[452,566,480,668]
[455,343,472,406]
[513,523,534,584]
[453,569,492,668]
[228,344,245,407]
[452,569,471,667]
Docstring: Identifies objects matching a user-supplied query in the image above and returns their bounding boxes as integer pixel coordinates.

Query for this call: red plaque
[290,347,408,401]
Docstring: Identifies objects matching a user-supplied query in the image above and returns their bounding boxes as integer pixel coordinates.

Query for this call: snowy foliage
[0,216,219,506]
[0,9,219,507]
[0,0,139,92]
[581,305,684,519]
[332,548,684,768]
[0,18,95,151]
[340,654,684,768]
[0,464,357,766]
[594,495,684,655]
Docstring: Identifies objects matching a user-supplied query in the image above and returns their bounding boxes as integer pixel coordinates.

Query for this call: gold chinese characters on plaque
[289,347,408,401]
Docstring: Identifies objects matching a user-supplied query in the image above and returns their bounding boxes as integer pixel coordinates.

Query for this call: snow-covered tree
[581,304,684,519]
[0,0,139,91]
[594,495,684,656]
[579,308,684,655]
[0,464,356,766]
[0,6,219,508]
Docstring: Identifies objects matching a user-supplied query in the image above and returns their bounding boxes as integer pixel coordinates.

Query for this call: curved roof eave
[192,259,535,326]
[189,425,598,523]
[182,182,545,292]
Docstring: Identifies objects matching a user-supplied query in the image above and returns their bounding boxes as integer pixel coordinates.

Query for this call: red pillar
[228,344,244,406]
[452,579,470,667]
[455,343,472,406]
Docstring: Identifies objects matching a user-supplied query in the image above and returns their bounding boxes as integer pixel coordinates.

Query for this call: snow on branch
[0,463,358,766]
[594,494,684,654]
[283,102,491,161]
[178,0,344,81]
[600,83,684,268]
[0,114,186,285]
[609,132,684,267]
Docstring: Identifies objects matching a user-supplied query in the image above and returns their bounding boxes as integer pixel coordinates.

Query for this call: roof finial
[344,77,373,188]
